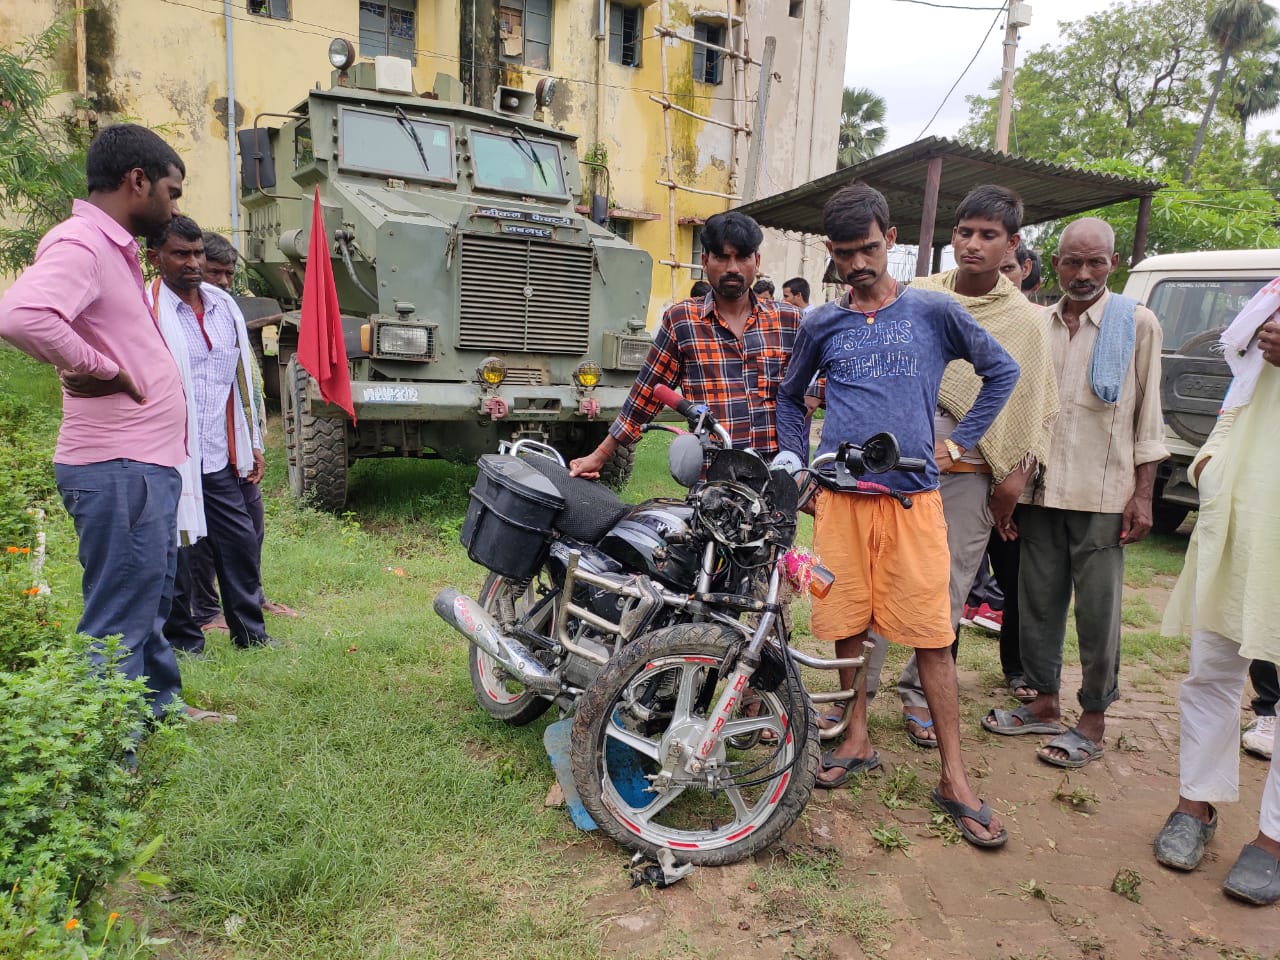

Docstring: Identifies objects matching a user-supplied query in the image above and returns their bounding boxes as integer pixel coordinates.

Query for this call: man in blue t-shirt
[776,183,1018,848]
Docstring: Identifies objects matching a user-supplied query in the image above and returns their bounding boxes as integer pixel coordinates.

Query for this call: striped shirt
[608,293,802,456]
[157,282,260,474]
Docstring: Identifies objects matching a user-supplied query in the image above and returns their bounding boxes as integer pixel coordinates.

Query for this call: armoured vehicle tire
[1151,503,1189,536]
[571,622,819,866]
[468,573,554,725]
[598,442,636,490]
[282,355,349,511]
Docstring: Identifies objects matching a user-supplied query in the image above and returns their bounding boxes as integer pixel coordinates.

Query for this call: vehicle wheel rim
[473,648,527,704]
[597,654,795,852]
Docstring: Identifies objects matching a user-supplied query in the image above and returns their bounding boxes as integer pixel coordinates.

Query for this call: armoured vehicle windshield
[470,131,565,196]
[340,107,455,182]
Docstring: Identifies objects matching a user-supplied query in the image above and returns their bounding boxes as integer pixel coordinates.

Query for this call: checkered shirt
[608,293,802,457]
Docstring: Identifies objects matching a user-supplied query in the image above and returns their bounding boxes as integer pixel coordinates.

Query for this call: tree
[1186,0,1279,180]
[0,21,89,275]
[836,86,887,168]
[961,0,1217,171]
[1223,28,1280,137]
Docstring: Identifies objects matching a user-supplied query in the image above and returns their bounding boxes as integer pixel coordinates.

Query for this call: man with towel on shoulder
[981,218,1167,769]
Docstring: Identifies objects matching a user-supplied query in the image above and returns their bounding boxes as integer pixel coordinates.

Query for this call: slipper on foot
[982,705,1066,736]
[1037,728,1103,768]
[815,749,881,789]
[930,788,1007,848]
[904,713,939,749]
[1223,843,1280,905]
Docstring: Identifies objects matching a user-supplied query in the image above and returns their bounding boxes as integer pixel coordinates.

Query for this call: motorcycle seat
[521,455,631,544]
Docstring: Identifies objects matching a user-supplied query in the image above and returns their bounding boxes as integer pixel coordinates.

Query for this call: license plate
[362,385,421,403]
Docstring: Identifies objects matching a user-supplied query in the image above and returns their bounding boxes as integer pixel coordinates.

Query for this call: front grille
[502,366,548,385]
[458,233,594,354]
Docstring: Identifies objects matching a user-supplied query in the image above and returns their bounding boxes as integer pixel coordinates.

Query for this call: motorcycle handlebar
[652,384,699,418]
[650,386,733,448]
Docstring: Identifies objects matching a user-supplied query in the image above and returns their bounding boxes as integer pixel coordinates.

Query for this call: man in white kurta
[1153,287,1280,906]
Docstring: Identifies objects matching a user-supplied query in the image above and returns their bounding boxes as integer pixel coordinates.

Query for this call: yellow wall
[1,1,848,325]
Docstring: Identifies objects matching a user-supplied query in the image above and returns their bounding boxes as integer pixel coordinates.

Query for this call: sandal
[815,749,881,789]
[1037,728,1104,768]
[930,788,1007,848]
[1005,677,1038,703]
[183,706,237,724]
[982,705,1066,736]
[904,712,939,749]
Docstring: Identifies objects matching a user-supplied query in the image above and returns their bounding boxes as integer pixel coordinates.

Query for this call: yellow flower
[65,918,79,930]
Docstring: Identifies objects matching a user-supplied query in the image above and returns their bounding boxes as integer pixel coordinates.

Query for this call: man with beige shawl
[843,186,1058,749]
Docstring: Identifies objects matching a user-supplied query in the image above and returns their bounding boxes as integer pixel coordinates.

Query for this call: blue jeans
[55,459,183,718]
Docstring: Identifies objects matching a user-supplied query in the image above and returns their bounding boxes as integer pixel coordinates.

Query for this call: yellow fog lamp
[328,38,357,71]
[573,360,602,389]
[478,356,507,386]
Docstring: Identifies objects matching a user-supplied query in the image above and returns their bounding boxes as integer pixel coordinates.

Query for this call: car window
[470,130,566,197]
[1147,278,1271,351]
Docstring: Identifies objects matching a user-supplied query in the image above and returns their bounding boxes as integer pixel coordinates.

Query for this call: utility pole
[995,1,1032,153]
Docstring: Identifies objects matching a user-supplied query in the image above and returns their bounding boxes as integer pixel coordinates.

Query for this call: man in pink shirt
[0,124,193,720]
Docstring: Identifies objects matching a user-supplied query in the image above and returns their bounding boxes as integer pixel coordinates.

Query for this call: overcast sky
[845,0,1280,151]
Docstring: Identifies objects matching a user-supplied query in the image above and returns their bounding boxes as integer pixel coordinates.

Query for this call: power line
[155,0,753,105]
[884,0,1007,10]
[913,3,1007,141]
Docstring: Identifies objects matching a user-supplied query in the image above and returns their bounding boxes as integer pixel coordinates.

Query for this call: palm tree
[837,86,888,168]
[1185,0,1279,182]
[1225,28,1280,137]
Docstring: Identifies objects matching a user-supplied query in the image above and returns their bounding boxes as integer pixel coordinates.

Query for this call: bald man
[981,218,1167,770]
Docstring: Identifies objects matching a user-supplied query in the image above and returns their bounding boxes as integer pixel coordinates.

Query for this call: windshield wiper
[510,126,548,188]
[393,105,430,174]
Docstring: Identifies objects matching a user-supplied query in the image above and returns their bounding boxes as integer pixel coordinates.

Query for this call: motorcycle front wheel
[570,621,818,866]
[467,572,554,726]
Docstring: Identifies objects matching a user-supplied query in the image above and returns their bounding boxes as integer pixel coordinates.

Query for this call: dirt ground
[575,567,1280,959]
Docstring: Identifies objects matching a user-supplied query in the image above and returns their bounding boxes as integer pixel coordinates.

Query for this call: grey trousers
[895,472,994,709]
[1017,505,1124,713]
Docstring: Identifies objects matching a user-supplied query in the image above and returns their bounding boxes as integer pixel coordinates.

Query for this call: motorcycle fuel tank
[597,500,702,591]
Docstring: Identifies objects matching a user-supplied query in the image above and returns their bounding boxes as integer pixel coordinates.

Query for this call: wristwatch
[944,438,964,462]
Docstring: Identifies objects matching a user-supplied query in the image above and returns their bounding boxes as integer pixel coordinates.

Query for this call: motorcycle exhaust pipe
[433,588,560,695]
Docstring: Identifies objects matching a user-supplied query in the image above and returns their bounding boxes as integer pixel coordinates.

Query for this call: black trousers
[986,514,1024,684]
[164,466,268,652]
[1252,659,1280,717]
[187,475,266,624]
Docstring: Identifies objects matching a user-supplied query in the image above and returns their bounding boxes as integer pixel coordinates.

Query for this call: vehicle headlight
[478,356,507,385]
[375,323,432,359]
[573,360,601,388]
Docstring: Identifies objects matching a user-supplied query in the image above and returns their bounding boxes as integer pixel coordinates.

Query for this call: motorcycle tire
[570,621,819,866]
[467,572,554,726]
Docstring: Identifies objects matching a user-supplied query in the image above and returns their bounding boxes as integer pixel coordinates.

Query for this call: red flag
[298,188,356,423]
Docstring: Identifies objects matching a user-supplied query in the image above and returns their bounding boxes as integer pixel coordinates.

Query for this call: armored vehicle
[237,41,653,509]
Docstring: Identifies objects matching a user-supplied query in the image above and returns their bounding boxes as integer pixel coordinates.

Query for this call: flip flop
[815,749,881,789]
[263,600,299,618]
[904,713,939,749]
[930,788,1008,848]
[1037,728,1104,769]
[982,705,1066,736]
[1005,678,1039,703]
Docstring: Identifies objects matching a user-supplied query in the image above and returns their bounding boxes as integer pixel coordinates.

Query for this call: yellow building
[1,0,849,326]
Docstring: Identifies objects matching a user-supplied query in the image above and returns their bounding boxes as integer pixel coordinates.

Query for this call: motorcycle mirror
[860,432,901,474]
[668,433,704,488]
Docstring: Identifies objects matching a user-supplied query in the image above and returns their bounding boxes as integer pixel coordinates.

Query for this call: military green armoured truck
[238,44,653,510]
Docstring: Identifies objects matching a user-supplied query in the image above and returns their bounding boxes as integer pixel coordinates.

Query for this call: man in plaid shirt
[570,211,801,477]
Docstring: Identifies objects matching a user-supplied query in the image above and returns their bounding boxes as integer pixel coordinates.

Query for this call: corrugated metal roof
[736,136,1163,245]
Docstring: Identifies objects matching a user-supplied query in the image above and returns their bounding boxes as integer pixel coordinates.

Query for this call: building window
[360,0,416,62]
[607,218,634,242]
[500,0,553,70]
[788,1,804,17]
[690,228,704,279]
[247,0,290,17]
[608,4,642,67]
[692,21,724,85]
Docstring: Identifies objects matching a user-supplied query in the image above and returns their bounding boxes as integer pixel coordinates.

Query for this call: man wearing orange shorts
[776,184,1019,848]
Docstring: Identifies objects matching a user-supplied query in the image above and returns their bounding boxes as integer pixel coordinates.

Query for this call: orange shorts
[809,488,952,649]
